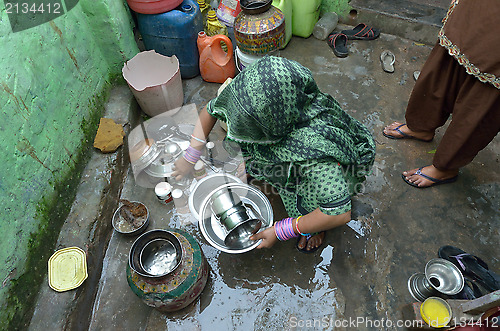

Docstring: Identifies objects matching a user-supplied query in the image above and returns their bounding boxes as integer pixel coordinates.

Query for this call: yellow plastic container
[291,0,321,38]
[206,9,229,51]
[420,297,452,328]
[197,0,211,27]
[272,0,292,47]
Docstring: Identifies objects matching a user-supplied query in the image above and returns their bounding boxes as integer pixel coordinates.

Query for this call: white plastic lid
[206,141,215,149]
[172,188,183,199]
[155,182,172,197]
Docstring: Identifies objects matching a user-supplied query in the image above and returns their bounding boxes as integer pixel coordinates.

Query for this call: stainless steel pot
[129,230,183,278]
[199,183,273,253]
[210,188,262,247]
[408,258,464,301]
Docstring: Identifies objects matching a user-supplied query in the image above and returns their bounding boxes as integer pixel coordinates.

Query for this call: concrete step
[340,0,449,45]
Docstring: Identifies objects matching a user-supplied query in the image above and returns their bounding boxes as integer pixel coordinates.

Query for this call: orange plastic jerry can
[197,31,236,83]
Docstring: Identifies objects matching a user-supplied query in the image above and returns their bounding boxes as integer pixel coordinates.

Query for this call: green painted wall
[0,0,138,328]
[320,0,351,17]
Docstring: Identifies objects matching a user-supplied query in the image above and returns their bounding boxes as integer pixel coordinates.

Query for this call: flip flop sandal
[380,50,395,73]
[438,245,500,293]
[450,276,488,300]
[401,166,458,188]
[413,70,420,81]
[327,33,348,58]
[382,123,433,142]
[341,23,380,40]
[296,232,325,254]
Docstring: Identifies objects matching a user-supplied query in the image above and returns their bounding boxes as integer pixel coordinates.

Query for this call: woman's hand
[171,156,195,181]
[250,226,278,249]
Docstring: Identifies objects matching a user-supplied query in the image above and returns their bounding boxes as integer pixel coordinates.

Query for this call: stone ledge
[28,85,138,331]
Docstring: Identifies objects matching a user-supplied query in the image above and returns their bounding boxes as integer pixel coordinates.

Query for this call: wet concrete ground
[29,21,499,331]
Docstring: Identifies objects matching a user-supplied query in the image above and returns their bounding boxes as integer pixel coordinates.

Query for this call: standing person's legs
[383,43,464,140]
[433,77,500,170]
[403,74,500,187]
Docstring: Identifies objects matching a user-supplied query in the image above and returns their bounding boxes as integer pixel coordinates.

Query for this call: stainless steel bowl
[163,141,182,160]
[112,201,149,236]
[144,156,174,178]
[129,230,183,278]
[199,183,273,253]
[144,142,183,178]
[140,238,182,277]
[223,218,262,248]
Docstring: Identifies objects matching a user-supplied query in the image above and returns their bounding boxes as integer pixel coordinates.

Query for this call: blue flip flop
[402,166,458,188]
[383,123,433,142]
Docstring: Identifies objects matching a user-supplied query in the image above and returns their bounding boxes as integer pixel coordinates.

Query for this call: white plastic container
[122,50,184,117]
[172,188,188,207]
[235,47,265,72]
[155,182,173,205]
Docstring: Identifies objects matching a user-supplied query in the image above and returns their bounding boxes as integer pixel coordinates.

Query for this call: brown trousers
[405,43,500,171]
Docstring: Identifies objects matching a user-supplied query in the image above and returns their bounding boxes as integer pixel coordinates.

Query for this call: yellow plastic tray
[48,247,88,292]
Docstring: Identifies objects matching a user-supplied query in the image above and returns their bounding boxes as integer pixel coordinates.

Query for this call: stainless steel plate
[199,183,273,254]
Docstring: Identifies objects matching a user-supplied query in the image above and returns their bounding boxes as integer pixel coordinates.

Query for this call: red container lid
[127,0,183,15]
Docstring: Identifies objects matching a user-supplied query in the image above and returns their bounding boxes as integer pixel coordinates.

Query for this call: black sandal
[449,276,489,300]
[327,33,348,58]
[341,23,380,40]
[438,245,500,293]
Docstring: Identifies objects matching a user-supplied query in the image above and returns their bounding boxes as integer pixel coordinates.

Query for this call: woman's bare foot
[383,122,434,142]
[402,165,459,188]
[297,232,325,252]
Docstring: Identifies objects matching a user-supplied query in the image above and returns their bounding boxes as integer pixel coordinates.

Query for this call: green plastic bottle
[272,0,292,47]
[291,0,321,38]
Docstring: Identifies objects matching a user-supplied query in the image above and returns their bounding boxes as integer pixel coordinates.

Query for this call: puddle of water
[159,243,343,330]
[346,219,368,238]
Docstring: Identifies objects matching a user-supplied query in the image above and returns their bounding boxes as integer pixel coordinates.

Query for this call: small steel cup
[424,258,464,295]
[408,273,438,302]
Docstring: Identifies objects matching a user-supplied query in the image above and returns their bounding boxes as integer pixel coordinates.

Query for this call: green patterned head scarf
[208,56,323,144]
